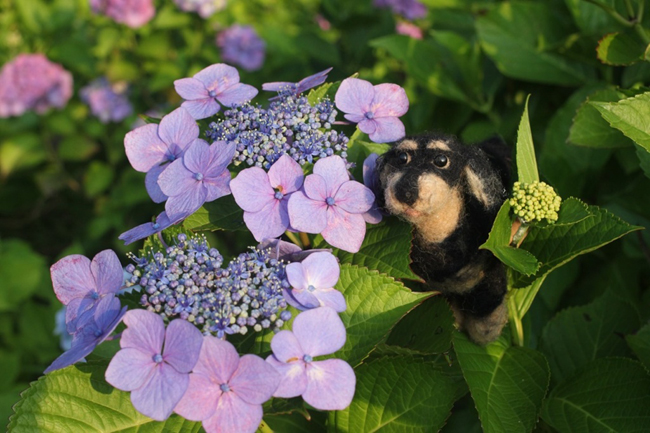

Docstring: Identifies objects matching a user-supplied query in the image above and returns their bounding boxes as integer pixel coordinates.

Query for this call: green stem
[638,0,645,22]
[508,275,548,347]
[624,0,636,18]
[258,420,274,433]
[285,231,302,248]
[299,232,311,249]
[584,0,635,27]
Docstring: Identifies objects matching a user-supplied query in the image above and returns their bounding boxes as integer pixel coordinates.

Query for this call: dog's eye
[433,154,448,168]
[398,152,410,164]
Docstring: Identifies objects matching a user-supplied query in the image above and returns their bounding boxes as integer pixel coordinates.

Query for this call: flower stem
[584,0,634,27]
[285,231,302,248]
[299,232,311,249]
[258,420,274,433]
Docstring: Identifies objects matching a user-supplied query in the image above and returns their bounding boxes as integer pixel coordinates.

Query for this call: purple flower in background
[45,295,126,374]
[285,252,345,312]
[90,0,155,28]
[288,156,374,253]
[50,249,124,331]
[231,155,304,241]
[158,140,235,221]
[81,77,133,123]
[396,21,423,39]
[106,310,203,421]
[217,25,266,72]
[0,54,72,118]
[373,0,427,20]
[175,337,280,433]
[124,107,199,203]
[174,63,258,120]
[262,67,333,99]
[258,239,331,263]
[118,211,185,245]
[266,307,355,410]
[174,0,226,18]
[335,77,409,143]
[362,153,383,224]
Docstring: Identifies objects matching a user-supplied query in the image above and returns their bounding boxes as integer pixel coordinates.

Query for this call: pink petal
[174,77,209,100]
[303,173,328,201]
[270,330,304,363]
[163,319,204,374]
[286,262,308,291]
[91,250,123,296]
[301,251,340,289]
[121,310,165,354]
[268,154,304,194]
[130,363,189,421]
[164,183,207,222]
[313,156,350,196]
[174,373,220,421]
[181,98,221,120]
[217,83,258,107]
[358,118,377,135]
[243,200,289,242]
[266,355,307,398]
[204,170,232,202]
[335,78,374,115]
[193,64,240,91]
[334,181,374,214]
[230,354,280,405]
[293,307,346,357]
[158,107,199,148]
[367,116,405,144]
[303,359,356,410]
[145,164,168,203]
[157,158,196,197]
[50,255,94,305]
[371,83,409,117]
[194,336,240,384]
[124,123,167,172]
[203,392,263,433]
[231,167,274,213]
[322,206,366,253]
[105,347,156,391]
[287,191,327,234]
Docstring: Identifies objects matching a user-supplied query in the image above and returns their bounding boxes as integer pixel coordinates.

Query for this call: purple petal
[204,170,232,202]
[261,81,293,92]
[163,319,204,374]
[334,181,374,214]
[303,173,328,201]
[91,250,123,296]
[335,78,374,115]
[371,83,409,117]
[287,191,327,234]
[181,98,221,120]
[296,67,333,94]
[243,200,289,242]
[367,116,405,144]
[118,212,174,246]
[358,118,377,135]
[205,141,236,176]
[124,123,167,172]
[193,336,240,384]
[322,206,366,253]
[217,83,258,107]
[164,183,207,222]
[131,363,189,421]
[158,107,199,149]
[293,307,346,357]
[145,164,168,203]
[231,167,274,213]
[92,294,125,330]
[174,373,220,421]
[203,392,263,433]
[174,77,208,100]
[43,338,97,374]
[266,355,307,398]
[268,154,304,194]
[303,359,356,410]
[313,288,347,312]
[282,287,310,311]
[50,254,94,305]
[363,208,383,224]
[65,296,96,333]
[193,63,240,91]
[157,158,196,197]
[121,310,165,355]
[105,347,156,391]
[258,239,302,262]
[286,262,308,291]
[313,156,350,196]
[301,251,339,289]
[179,139,211,175]
[343,113,366,124]
[291,289,322,310]
[363,153,380,191]
[270,330,304,363]
[230,354,280,405]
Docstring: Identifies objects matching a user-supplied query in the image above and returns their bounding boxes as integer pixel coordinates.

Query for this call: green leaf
[183,194,246,232]
[84,161,114,197]
[597,31,648,66]
[0,239,46,312]
[590,91,650,152]
[8,362,202,432]
[635,144,650,179]
[515,95,539,184]
[57,136,99,162]
[476,2,596,86]
[512,202,641,288]
[331,265,431,366]
[454,330,550,433]
[540,291,642,384]
[542,358,650,433]
[314,218,422,281]
[329,355,459,432]
[0,133,47,178]
[627,322,650,370]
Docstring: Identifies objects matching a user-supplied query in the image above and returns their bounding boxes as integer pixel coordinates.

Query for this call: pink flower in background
[174,0,226,18]
[0,54,72,118]
[396,21,423,39]
[217,25,266,72]
[90,0,155,28]
[81,77,133,123]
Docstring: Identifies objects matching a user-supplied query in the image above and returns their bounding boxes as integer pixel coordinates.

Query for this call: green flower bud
[510,181,562,223]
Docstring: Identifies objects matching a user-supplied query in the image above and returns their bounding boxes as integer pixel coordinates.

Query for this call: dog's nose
[394,184,418,206]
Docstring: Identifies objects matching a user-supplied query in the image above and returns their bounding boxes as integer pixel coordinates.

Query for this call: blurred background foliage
[1,0,650,430]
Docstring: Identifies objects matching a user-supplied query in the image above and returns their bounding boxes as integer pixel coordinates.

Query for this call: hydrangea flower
[118,211,183,245]
[0,54,72,118]
[158,140,235,221]
[106,310,203,421]
[510,181,562,223]
[262,67,333,100]
[335,77,409,143]
[175,337,280,433]
[284,252,345,312]
[174,0,226,18]
[90,0,155,28]
[81,77,133,123]
[45,295,126,374]
[373,0,427,20]
[266,307,355,410]
[174,63,258,120]
[362,153,383,224]
[50,249,124,331]
[231,154,304,241]
[287,155,375,253]
[124,107,200,203]
[216,25,266,72]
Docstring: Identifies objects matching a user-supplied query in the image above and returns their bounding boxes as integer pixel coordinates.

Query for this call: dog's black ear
[476,136,512,188]
[463,137,511,211]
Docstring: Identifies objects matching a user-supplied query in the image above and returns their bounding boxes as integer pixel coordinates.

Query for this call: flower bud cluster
[125,234,291,338]
[510,181,562,223]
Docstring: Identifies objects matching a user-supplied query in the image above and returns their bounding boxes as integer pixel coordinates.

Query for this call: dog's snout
[394,177,418,206]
